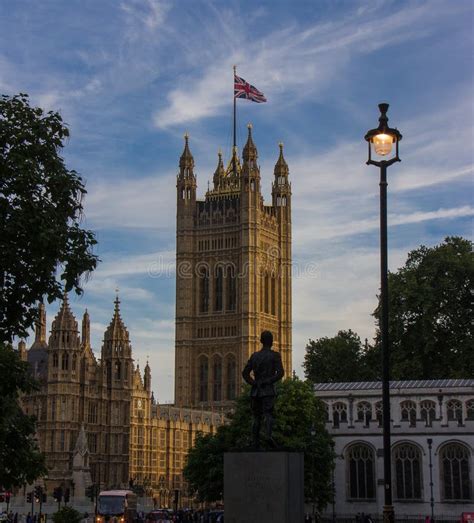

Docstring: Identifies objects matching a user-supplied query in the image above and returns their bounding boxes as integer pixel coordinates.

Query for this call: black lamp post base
[383,504,395,523]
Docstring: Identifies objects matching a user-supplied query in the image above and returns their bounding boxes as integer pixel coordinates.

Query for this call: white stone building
[315,379,474,518]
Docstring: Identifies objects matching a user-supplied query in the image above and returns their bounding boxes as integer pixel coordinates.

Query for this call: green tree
[304,330,377,383]
[374,236,473,379]
[0,93,98,343]
[184,378,334,511]
[52,506,83,523]
[0,345,47,488]
[0,93,98,487]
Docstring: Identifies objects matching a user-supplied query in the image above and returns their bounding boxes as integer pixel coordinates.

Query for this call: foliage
[374,236,473,379]
[304,330,377,383]
[184,378,334,510]
[52,506,83,523]
[0,93,98,344]
[0,343,46,488]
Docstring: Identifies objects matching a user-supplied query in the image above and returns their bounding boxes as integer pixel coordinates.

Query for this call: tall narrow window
[200,268,209,313]
[215,266,223,311]
[394,444,422,500]
[199,356,208,402]
[72,353,77,371]
[400,400,417,426]
[213,356,222,401]
[226,356,236,400]
[332,402,348,428]
[115,361,121,380]
[467,399,474,420]
[227,266,237,311]
[447,400,463,425]
[53,353,58,368]
[440,443,471,500]
[347,444,375,499]
[356,402,372,426]
[271,276,276,315]
[61,353,69,370]
[420,400,436,427]
[264,274,270,313]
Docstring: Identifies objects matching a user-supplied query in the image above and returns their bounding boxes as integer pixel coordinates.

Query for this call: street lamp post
[427,438,435,522]
[310,424,316,522]
[365,103,402,523]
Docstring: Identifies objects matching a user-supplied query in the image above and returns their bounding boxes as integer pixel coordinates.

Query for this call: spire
[274,142,289,176]
[213,150,225,189]
[49,293,80,348]
[104,293,130,343]
[82,309,90,349]
[242,123,258,162]
[31,302,47,350]
[144,359,151,391]
[18,339,27,361]
[179,133,194,176]
[74,424,89,455]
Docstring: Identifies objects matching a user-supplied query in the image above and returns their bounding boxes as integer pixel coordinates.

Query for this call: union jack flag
[234,74,267,103]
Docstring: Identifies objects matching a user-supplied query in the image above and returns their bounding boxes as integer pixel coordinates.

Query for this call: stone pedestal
[224,452,304,523]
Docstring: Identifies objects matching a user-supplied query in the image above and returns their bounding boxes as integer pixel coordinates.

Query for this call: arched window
[212,356,222,402]
[215,266,223,311]
[226,356,236,400]
[333,402,348,428]
[115,361,121,380]
[347,444,376,499]
[72,353,77,371]
[447,400,463,425]
[440,443,471,500]
[466,399,474,421]
[61,352,69,370]
[199,268,209,313]
[375,402,383,427]
[400,400,417,427]
[53,353,58,368]
[393,443,422,500]
[420,400,436,427]
[199,356,208,402]
[227,266,237,311]
[356,402,372,426]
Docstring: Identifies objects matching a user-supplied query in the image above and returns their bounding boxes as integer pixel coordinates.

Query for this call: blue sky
[2,0,472,401]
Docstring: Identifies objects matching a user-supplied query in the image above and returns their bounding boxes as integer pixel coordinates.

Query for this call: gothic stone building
[175,126,292,408]
[315,380,474,517]
[20,297,223,504]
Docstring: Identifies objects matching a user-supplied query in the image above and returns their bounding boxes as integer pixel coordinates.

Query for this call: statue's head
[260,330,273,347]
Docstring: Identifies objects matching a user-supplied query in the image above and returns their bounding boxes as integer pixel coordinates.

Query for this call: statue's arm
[269,352,284,384]
[242,358,255,386]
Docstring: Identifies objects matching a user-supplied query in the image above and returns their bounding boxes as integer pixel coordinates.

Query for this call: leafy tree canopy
[0,93,98,343]
[304,330,377,383]
[0,93,98,488]
[375,236,473,379]
[184,378,334,511]
[0,344,47,488]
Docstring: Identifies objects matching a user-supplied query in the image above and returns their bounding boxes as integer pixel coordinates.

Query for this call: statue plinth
[224,451,304,523]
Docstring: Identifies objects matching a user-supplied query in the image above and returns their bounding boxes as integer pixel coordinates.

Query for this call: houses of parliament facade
[20,126,292,504]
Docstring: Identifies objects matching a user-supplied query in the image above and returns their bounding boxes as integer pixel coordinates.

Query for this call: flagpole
[233,64,237,150]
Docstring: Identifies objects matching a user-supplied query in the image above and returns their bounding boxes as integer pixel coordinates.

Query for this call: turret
[212,151,225,191]
[49,294,80,349]
[144,360,151,392]
[18,339,27,361]
[81,309,91,350]
[30,302,47,350]
[272,142,291,209]
[101,294,133,387]
[241,124,261,196]
[177,133,197,204]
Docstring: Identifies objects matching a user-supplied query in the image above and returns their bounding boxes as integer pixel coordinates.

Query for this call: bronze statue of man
[242,330,284,449]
